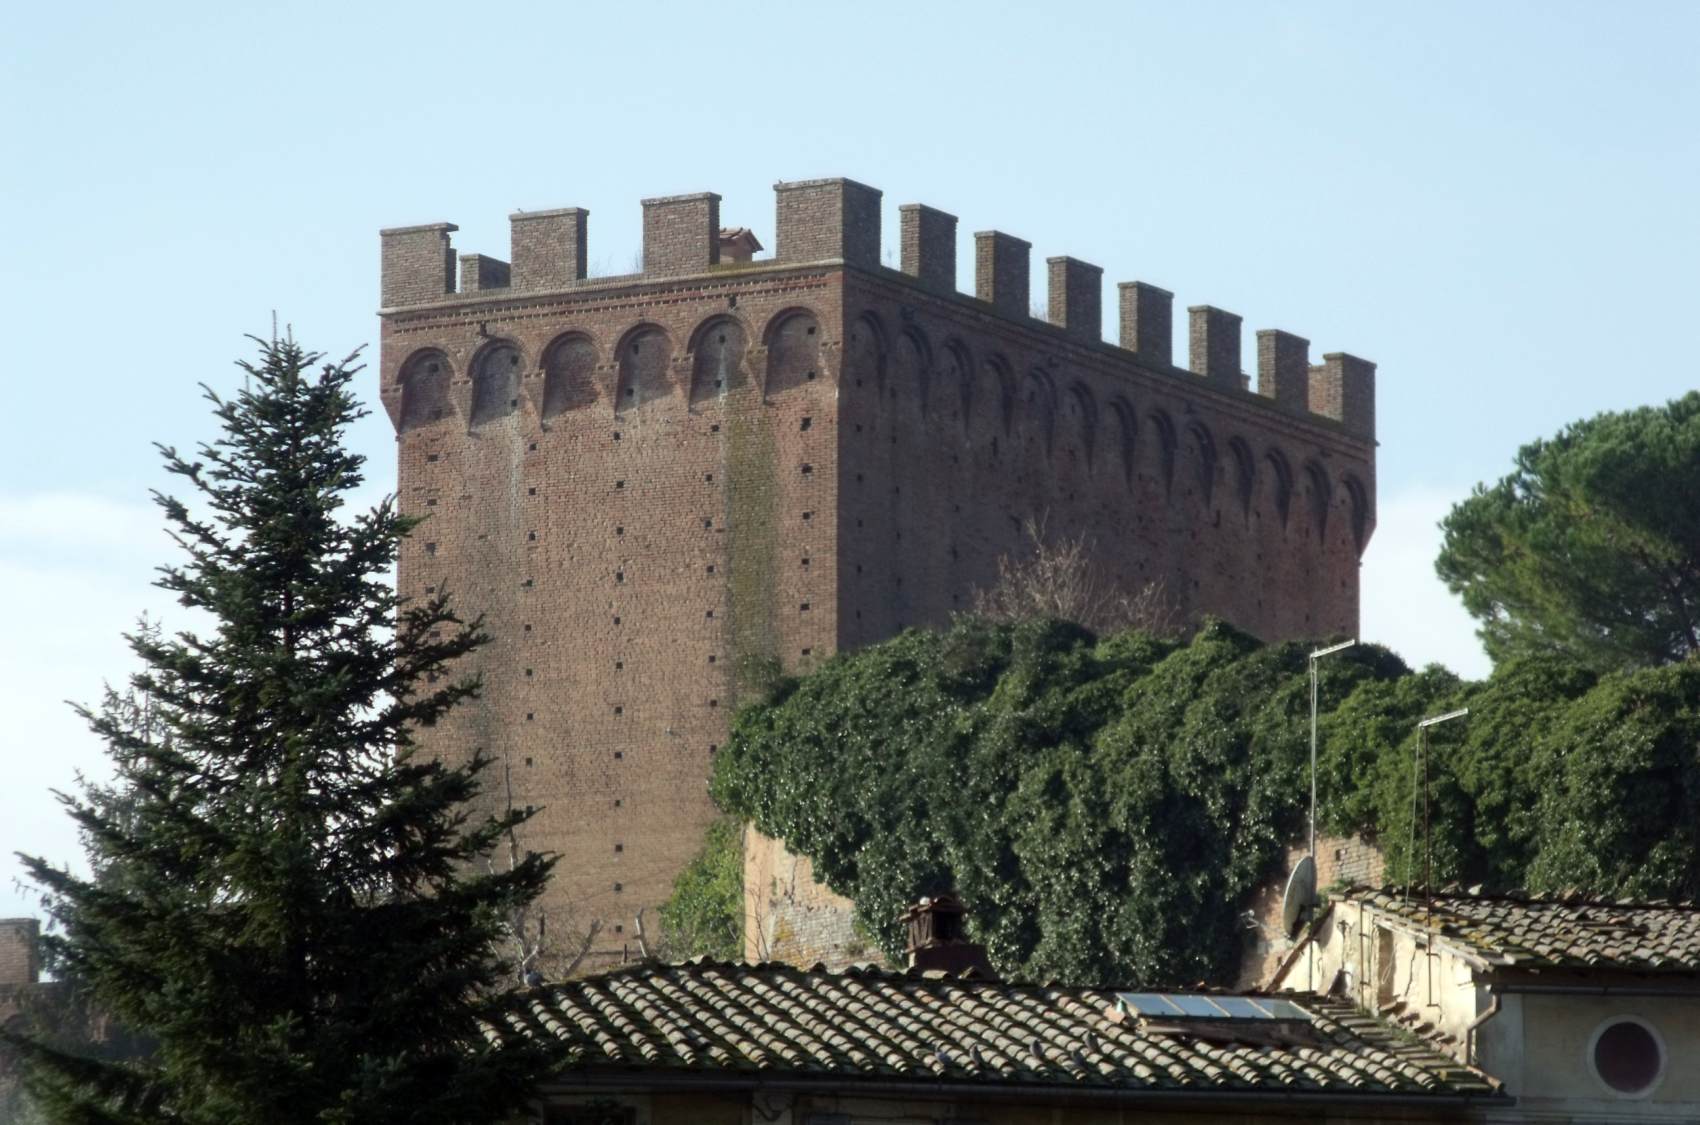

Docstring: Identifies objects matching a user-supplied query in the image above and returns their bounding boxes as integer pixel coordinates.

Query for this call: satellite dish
[1281,854,1318,938]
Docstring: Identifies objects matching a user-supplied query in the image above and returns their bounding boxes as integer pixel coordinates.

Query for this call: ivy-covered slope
[710,617,1700,986]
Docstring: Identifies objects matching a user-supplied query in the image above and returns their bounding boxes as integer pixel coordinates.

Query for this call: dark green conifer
[8,337,560,1123]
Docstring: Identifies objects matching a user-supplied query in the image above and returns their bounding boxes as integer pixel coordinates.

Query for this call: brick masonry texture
[0,918,39,987]
[377,178,1378,959]
[743,830,871,969]
[1239,834,1386,989]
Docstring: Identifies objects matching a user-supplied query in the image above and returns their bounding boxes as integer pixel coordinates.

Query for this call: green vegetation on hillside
[712,617,1700,986]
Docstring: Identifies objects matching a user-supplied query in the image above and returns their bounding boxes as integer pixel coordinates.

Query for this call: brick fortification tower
[377,179,1376,960]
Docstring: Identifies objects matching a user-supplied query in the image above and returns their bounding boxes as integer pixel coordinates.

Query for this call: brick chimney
[0,918,40,986]
[899,894,994,976]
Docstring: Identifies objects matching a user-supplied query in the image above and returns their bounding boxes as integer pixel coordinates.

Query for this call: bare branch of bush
[485,753,603,984]
[972,515,1184,636]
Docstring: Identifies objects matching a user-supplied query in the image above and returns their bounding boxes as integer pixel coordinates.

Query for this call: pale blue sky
[3,2,1696,917]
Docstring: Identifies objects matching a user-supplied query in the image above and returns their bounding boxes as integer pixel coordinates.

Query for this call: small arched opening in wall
[1264,447,1294,529]
[1148,409,1177,496]
[688,316,749,406]
[1229,436,1256,520]
[614,324,673,416]
[1302,460,1332,541]
[844,310,888,395]
[1018,369,1057,455]
[893,326,932,417]
[399,349,452,432]
[541,332,599,420]
[1343,474,1371,553]
[1063,381,1098,471]
[1108,397,1137,488]
[1587,1015,1666,1100]
[763,307,821,399]
[942,339,973,435]
[986,354,1016,439]
[469,340,524,428]
[1186,421,1217,507]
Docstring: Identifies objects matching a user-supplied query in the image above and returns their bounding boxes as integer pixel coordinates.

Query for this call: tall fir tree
[7,337,562,1123]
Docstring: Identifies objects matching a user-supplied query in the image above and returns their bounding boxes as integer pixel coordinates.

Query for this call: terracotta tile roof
[512,959,1500,1103]
[1341,886,1700,974]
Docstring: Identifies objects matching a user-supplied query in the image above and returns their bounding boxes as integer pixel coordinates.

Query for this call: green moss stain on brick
[726,390,779,703]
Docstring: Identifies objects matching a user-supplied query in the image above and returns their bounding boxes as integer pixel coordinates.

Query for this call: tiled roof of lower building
[1341,886,1700,974]
[514,959,1501,1104]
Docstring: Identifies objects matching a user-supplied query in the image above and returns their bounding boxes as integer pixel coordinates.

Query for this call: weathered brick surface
[1189,304,1244,390]
[641,194,720,277]
[899,204,957,292]
[380,224,456,308]
[743,832,875,969]
[1258,328,1311,412]
[0,919,39,987]
[1118,281,1174,365]
[774,178,881,267]
[510,208,587,293]
[377,179,1378,958]
[1046,256,1102,341]
[1238,833,1387,989]
[973,230,1031,319]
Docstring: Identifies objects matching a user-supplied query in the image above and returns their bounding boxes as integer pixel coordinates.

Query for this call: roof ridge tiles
[1344,882,1700,912]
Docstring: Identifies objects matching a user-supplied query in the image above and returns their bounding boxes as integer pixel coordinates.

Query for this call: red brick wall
[378,180,1377,957]
[835,269,1371,646]
[382,265,842,958]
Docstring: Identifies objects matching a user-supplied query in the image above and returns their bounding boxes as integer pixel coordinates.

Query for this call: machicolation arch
[1303,460,1332,541]
[542,333,599,419]
[764,309,821,399]
[1188,422,1218,507]
[1019,369,1056,455]
[615,324,671,415]
[689,316,750,405]
[399,349,452,432]
[894,327,931,416]
[1148,409,1177,494]
[846,312,887,393]
[470,340,523,428]
[1064,381,1098,471]
[1344,475,1371,552]
[1264,448,1294,529]
[1228,436,1256,518]
[942,339,972,434]
[1108,397,1137,488]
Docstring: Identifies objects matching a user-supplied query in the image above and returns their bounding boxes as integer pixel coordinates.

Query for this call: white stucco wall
[1278,901,1700,1122]
[1482,992,1700,1121]
[1275,900,1481,1056]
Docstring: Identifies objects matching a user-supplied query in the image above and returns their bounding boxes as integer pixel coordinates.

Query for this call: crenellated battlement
[379,177,1375,440]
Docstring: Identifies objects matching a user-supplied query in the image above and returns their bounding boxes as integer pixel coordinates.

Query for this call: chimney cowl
[898,893,994,977]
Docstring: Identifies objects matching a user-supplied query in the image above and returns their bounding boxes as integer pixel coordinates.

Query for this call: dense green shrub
[712,617,1700,986]
[658,816,745,960]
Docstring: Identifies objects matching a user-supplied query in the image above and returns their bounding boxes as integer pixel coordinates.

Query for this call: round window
[1590,1017,1664,1097]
